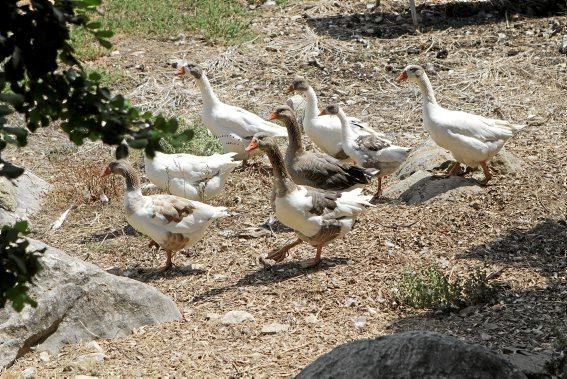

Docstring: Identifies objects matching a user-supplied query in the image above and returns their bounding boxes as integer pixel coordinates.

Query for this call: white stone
[221,310,255,325]
[21,367,37,379]
[261,322,289,334]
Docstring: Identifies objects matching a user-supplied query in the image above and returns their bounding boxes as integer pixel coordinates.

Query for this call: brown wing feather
[150,195,195,223]
[304,187,340,215]
[355,135,391,152]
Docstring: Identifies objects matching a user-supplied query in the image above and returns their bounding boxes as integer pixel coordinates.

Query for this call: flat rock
[0,170,49,226]
[0,239,181,369]
[261,322,289,334]
[297,331,526,378]
[384,170,482,204]
[396,139,525,180]
[396,139,453,180]
[221,310,255,325]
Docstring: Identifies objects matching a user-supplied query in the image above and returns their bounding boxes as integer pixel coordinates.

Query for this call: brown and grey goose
[267,106,376,191]
[245,134,372,267]
[102,160,229,270]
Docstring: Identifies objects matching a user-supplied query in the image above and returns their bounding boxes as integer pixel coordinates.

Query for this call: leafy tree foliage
[0,0,191,310]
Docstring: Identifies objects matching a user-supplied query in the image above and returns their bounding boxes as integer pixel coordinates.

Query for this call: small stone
[384,240,397,249]
[497,33,507,41]
[39,351,50,362]
[205,312,221,321]
[353,316,367,328]
[345,298,357,307]
[86,340,104,354]
[560,35,567,54]
[73,353,105,370]
[263,0,276,7]
[346,99,356,106]
[480,332,492,341]
[21,367,37,379]
[261,322,289,334]
[221,310,255,324]
[304,314,318,324]
[436,49,448,59]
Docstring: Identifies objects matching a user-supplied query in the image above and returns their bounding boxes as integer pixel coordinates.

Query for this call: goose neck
[417,74,437,105]
[337,109,355,140]
[121,168,141,192]
[264,144,296,196]
[283,115,304,156]
[195,73,220,107]
[303,86,320,120]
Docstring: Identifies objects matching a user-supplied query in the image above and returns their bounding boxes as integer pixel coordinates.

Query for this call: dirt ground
[3,0,567,377]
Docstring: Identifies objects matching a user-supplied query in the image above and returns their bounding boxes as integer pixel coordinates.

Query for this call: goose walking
[144,151,241,201]
[287,76,383,159]
[245,134,372,267]
[321,104,411,199]
[395,65,525,183]
[103,161,229,270]
[268,106,376,191]
[176,62,287,162]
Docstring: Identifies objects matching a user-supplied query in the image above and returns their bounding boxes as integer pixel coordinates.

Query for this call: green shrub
[393,263,497,311]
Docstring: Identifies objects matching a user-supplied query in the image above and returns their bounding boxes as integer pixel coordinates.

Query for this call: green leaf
[0,105,13,116]
[89,72,102,82]
[86,21,102,29]
[95,30,114,39]
[96,39,112,49]
[0,93,25,106]
[115,143,128,159]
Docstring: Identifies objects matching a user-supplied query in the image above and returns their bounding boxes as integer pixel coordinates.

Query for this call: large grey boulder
[297,331,526,378]
[0,170,50,226]
[0,239,181,369]
[384,170,482,204]
[386,139,525,203]
[396,139,525,180]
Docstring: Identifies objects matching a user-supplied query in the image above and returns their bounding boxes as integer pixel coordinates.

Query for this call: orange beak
[101,166,111,177]
[267,111,279,121]
[285,85,294,94]
[245,139,258,152]
[175,66,186,76]
[395,70,408,83]
[319,108,329,116]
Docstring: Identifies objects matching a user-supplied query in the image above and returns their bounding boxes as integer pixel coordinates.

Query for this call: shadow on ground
[307,0,565,40]
[384,218,567,374]
[191,256,350,302]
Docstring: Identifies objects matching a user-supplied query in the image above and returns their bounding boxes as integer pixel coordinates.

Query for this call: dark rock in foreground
[297,331,526,378]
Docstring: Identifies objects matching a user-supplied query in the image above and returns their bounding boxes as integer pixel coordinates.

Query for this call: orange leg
[261,238,303,265]
[164,251,174,270]
[301,246,323,268]
[480,161,492,184]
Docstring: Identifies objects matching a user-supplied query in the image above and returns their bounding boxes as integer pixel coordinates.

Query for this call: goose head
[319,104,340,117]
[267,105,295,122]
[245,132,275,152]
[395,65,425,83]
[102,160,141,191]
[175,61,203,79]
[102,160,135,177]
[286,76,310,94]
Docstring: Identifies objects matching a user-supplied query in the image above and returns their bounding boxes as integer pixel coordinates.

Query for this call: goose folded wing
[439,109,515,141]
[147,195,206,234]
[220,106,286,137]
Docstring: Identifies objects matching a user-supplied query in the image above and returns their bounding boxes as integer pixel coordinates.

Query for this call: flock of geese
[102,63,525,270]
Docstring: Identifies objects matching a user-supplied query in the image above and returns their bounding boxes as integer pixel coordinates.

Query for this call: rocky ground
[2,0,567,377]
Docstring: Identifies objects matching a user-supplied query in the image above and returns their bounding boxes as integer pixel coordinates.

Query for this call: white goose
[287,76,384,159]
[396,65,525,183]
[103,160,229,270]
[144,151,241,202]
[321,104,411,198]
[245,134,372,268]
[176,62,287,162]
